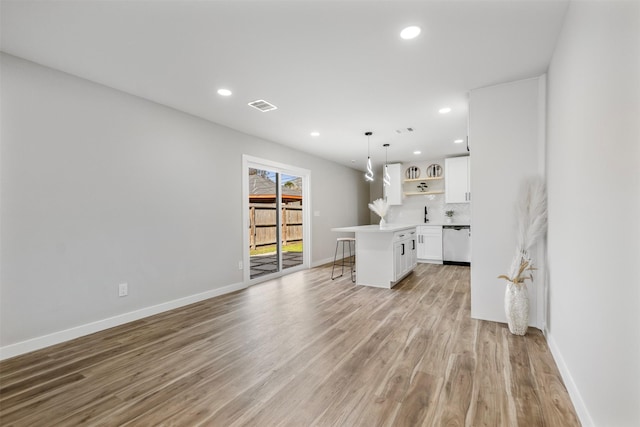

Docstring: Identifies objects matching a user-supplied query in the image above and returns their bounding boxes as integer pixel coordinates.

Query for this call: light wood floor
[0,263,580,426]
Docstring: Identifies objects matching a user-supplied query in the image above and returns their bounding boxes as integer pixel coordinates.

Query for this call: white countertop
[331,224,417,233]
[417,222,471,227]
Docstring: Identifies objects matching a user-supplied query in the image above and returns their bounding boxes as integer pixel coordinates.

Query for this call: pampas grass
[499,177,548,286]
[368,198,389,220]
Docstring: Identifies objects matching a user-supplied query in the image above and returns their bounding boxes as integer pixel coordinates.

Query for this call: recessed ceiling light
[400,26,421,40]
[413,150,421,155]
[454,139,464,144]
[439,107,452,114]
[310,132,320,137]
[217,88,232,96]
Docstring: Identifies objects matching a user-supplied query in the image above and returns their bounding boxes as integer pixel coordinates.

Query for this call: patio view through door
[247,164,305,280]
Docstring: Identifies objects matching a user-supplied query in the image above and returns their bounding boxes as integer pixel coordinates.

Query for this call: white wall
[469,77,545,327]
[0,54,370,355]
[546,1,640,426]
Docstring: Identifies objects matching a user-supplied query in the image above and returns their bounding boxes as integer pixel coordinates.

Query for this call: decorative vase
[446,217,452,224]
[379,217,386,227]
[504,282,529,335]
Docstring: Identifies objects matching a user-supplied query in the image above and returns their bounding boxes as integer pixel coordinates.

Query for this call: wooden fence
[249,203,303,250]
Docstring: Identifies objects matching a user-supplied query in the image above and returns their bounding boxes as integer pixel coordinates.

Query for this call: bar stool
[331,237,355,282]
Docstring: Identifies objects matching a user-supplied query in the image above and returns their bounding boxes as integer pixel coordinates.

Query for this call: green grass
[250,242,303,256]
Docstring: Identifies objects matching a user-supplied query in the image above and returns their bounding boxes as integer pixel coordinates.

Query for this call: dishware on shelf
[405,166,420,179]
[426,163,442,177]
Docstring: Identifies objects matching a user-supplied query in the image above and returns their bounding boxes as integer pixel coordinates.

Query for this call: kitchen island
[331,224,417,288]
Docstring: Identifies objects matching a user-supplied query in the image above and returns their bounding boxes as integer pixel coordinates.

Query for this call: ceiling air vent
[248,99,278,112]
[396,127,415,134]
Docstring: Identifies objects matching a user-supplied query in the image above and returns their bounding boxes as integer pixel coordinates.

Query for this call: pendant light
[383,143,391,187]
[364,131,374,182]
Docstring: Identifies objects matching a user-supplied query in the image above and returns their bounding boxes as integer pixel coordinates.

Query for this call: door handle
[412,239,415,250]
[401,243,405,255]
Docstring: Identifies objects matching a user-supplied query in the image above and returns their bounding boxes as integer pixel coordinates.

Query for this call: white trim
[537,74,548,331]
[242,155,251,283]
[0,281,246,361]
[312,256,334,268]
[546,331,594,427]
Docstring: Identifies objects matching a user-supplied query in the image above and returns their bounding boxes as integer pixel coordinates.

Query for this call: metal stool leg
[349,239,355,282]
[331,239,342,280]
[342,240,347,277]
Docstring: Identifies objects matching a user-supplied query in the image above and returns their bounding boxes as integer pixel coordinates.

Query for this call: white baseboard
[546,331,594,427]
[0,281,247,361]
[311,256,335,267]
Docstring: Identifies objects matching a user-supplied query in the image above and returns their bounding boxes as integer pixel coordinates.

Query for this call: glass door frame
[242,155,311,284]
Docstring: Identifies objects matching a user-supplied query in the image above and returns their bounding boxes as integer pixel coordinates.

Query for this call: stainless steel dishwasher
[443,225,471,266]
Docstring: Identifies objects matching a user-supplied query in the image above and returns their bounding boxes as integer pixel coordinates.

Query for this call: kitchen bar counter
[331,224,417,288]
[417,222,471,227]
[333,223,470,232]
[332,224,416,233]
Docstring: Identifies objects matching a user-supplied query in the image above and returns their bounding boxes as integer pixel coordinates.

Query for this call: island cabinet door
[394,240,407,281]
[409,231,418,269]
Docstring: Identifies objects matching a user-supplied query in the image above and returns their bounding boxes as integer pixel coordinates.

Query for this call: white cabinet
[416,225,443,263]
[393,230,417,281]
[384,163,403,205]
[445,156,471,203]
[409,230,418,268]
[394,241,404,281]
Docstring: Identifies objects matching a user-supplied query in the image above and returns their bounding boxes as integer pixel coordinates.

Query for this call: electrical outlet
[118,283,128,297]
[238,261,243,270]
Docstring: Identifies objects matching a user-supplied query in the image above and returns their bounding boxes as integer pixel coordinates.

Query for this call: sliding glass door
[244,157,308,281]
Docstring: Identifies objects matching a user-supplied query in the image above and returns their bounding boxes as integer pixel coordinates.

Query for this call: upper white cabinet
[384,163,403,205]
[445,156,471,203]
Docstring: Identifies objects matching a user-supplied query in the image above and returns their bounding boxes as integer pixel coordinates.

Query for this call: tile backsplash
[386,196,471,225]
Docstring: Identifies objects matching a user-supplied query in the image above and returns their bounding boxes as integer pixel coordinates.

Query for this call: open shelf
[404,190,444,196]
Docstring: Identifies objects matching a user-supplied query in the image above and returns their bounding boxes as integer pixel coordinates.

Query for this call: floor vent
[248,99,278,112]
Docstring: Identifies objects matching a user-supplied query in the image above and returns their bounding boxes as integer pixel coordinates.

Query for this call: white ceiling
[0,0,569,171]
